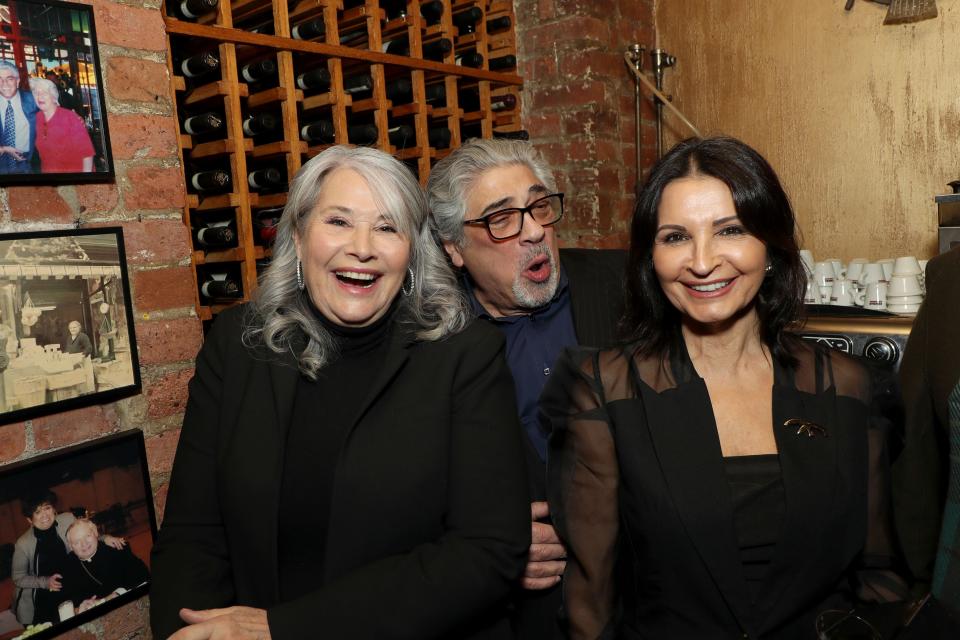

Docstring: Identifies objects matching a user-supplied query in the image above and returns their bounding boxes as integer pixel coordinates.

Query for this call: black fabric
[543,337,909,640]
[724,454,785,605]
[150,305,530,640]
[60,546,149,607]
[32,525,67,624]
[278,305,393,602]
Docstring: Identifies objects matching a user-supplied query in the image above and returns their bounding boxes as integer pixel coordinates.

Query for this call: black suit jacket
[149,306,530,640]
[544,339,905,639]
[894,246,960,591]
[509,249,627,640]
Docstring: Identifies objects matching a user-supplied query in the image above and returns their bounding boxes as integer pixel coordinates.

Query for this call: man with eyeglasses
[428,138,626,639]
[0,61,38,174]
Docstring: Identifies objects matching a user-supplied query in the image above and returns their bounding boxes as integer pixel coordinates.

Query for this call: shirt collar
[463,268,570,323]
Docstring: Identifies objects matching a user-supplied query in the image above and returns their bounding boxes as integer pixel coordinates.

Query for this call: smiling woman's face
[652,175,767,328]
[295,168,411,328]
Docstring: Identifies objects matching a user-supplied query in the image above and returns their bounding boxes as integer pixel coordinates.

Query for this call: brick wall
[515,0,656,249]
[0,0,199,636]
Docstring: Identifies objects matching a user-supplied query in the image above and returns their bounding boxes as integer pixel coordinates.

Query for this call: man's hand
[46,573,62,591]
[0,147,23,161]
[523,501,567,590]
[102,534,126,550]
[78,596,99,613]
[168,606,271,640]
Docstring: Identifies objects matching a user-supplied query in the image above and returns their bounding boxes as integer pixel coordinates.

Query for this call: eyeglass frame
[462,192,565,240]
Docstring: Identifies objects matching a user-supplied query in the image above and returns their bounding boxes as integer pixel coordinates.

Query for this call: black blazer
[543,338,905,639]
[895,246,960,591]
[149,306,530,640]
[512,248,626,640]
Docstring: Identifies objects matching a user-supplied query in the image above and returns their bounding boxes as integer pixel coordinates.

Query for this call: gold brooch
[784,418,828,438]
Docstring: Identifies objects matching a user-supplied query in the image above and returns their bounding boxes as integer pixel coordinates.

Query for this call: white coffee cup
[826,259,844,279]
[887,274,922,297]
[830,279,860,307]
[858,263,885,286]
[846,259,868,282]
[887,302,920,314]
[886,294,924,304]
[893,256,922,276]
[799,249,815,277]
[803,279,820,304]
[878,259,895,281]
[863,282,887,310]
[813,262,835,287]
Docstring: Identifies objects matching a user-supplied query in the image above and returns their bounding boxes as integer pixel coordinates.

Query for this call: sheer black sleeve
[542,347,621,640]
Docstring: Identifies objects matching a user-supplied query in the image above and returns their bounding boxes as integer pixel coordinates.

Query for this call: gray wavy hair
[244,145,469,378]
[427,138,556,250]
[28,77,58,102]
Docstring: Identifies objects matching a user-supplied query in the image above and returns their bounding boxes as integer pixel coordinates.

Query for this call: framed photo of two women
[0,0,113,185]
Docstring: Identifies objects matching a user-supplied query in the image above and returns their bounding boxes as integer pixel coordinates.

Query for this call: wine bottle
[242,112,280,137]
[452,7,483,34]
[296,67,331,92]
[424,83,446,104]
[494,129,530,141]
[486,16,511,33]
[388,125,414,148]
[490,94,517,111]
[384,37,452,61]
[420,1,443,24]
[291,17,325,40]
[347,124,379,145]
[241,59,277,84]
[488,54,516,71]
[428,127,451,149]
[300,120,336,143]
[179,51,219,78]
[193,221,236,248]
[455,51,484,69]
[200,273,241,300]
[248,167,285,191]
[342,73,373,96]
[385,77,413,103]
[254,208,283,244]
[182,111,224,135]
[177,0,218,20]
[190,169,231,193]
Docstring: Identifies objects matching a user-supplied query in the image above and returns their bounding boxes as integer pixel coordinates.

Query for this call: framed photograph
[0,430,156,640]
[0,0,113,185]
[0,227,141,425]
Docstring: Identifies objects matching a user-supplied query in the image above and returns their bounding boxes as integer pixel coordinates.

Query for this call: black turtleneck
[277,299,396,602]
[33,522,68,623]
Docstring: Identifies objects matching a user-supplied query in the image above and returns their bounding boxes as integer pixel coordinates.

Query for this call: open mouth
[335,270,379,288]
[524,256,552,283]
[685,278,735,295]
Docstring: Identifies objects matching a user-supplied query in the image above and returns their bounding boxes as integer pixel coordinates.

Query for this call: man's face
[0,67,19,100]
[69,322,80,336]
[443,165,561,317]
[68,523,99,560]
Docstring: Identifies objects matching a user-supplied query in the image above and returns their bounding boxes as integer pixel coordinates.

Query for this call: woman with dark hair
[150,145,529,640]
[542,137,910,639]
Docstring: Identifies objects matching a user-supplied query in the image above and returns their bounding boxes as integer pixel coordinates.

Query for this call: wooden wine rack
[165,0,523,325]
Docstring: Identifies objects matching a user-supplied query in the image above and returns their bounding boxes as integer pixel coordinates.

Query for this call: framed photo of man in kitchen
[0,227,141,425]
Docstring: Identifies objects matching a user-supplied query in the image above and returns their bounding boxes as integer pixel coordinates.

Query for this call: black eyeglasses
[463,193,564,240]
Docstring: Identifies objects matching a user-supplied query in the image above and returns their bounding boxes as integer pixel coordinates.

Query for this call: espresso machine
[936,180,960,254]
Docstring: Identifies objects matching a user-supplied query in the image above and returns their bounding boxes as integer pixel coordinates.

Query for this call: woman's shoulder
[411,317,504,357]
[786,336,876,399]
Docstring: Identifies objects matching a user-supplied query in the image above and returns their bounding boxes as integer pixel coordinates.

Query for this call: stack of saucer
[886,256,924,313]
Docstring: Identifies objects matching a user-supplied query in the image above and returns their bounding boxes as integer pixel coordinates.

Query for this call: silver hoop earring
[765,262,773,275]
[296,260,305,291]
[401,266,415,297]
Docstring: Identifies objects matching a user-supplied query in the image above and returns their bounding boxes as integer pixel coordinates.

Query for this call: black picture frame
[0,0,114,185]
[0,430,156,640]
[0,227,141,425]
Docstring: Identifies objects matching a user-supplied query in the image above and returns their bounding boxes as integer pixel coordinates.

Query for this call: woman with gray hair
[150,145,529,640]
[28,77,94,173]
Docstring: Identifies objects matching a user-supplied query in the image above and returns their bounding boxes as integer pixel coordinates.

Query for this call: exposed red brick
[94,219,192,266]
[531,81,606,111]
[106,57,170,105]
[146,367,194,419]
[559,50,623,79]
[100,598,149,639]
[153,481,169,523]
[92,0,167,51]
[123,165,186,211]
[109,113,179,161]
[0,423,26,462]
[75,183,119,214]
[55,628,98,640]
[135,317,203,365]
[7,186,73,223]
[33,405,118,450]
[146,428,181,476]
[133,267,197,312]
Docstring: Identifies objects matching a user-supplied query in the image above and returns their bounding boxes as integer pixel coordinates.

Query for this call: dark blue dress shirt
[466,272,578,460]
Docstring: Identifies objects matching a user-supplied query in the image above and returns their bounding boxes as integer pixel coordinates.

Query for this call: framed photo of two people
[0,0,113,185]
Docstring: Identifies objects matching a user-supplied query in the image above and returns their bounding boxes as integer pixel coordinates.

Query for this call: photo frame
[0,430,156,640]
[0,227,141,425]
[0,0,114,185]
